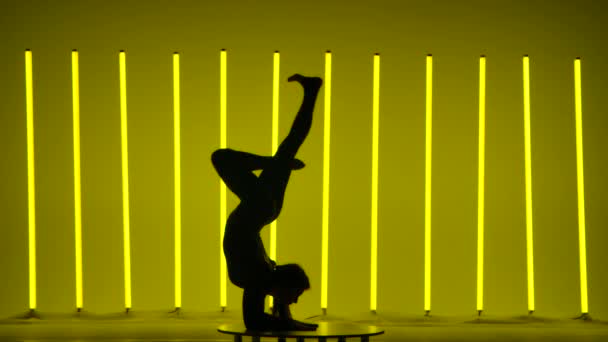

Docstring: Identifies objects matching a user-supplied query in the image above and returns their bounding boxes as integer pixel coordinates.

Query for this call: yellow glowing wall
[1,1,607,319]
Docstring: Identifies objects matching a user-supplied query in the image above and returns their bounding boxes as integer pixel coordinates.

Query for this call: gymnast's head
[270,263,310,304]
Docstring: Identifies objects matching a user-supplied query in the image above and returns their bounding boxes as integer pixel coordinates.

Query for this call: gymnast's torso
[223,201,277,290]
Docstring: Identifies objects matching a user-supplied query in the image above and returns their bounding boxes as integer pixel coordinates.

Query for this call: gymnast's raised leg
[256,74,322,216]
[211,74,322,216]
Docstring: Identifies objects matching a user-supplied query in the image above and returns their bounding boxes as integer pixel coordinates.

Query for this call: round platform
[218,322,384,341]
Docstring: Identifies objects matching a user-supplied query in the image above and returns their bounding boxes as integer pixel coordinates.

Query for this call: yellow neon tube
[424,54,433,314]
[523,55,535,313]
[25,49,37,311]
[119,50,133,310]
[476,55,486,315]
[71,49,83,310]
[370,53,380,312]
[220,49,227,309]
[269,51,280,310]
[574,57,589,314]
[173,52,182,309]
[270,51,279,263]
[321,50,332,312]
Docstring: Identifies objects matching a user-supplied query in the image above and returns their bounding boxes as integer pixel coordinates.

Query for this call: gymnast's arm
[272,298,293,320]
[273,301,318,329]
[243,287,292,330]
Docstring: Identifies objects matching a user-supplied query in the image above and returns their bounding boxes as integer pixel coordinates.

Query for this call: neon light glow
[220,49,227,309]
[476,55,486,314]
[269,51,279,310]
[270,51,279,264]
[522,55,535,313]
[119,50,133,310]
[25,49,37,311]
[173,52,182,309]
[574,57,589,314]
[321,50,332,311]
[71,49,84,310]
[20,49,593,316]
[370,53,380,312]
[424,54,433,314]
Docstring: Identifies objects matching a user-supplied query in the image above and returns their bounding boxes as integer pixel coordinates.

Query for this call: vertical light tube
[321,51,332,313]
[71,49,84,310]
[574,57,589,315]
[25,49,37,311]
[522,55,535,313]
[119,50,133,311]
[269,51,280,309]
[220,49,228,309]
[173,52,182,309]
[476,55,486,315]
[270,51,279,262]
[370,53,380,312]
[424,54,433,314]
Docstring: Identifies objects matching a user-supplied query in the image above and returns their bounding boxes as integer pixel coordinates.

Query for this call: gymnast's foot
[271,157,305,170]
[288,74,322,91]
[291,158,305,170]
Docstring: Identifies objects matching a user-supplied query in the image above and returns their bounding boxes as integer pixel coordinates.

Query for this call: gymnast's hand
[295,319,319,329]
[288,319,318,331]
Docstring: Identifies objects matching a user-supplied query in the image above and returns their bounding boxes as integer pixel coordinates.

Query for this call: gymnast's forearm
[243,288,288,330]
[272,301,293,320]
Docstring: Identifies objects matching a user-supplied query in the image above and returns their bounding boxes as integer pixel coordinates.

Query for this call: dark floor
[1,311,607,342]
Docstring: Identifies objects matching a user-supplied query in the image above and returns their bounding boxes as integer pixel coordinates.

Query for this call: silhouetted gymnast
[212,74,322,331]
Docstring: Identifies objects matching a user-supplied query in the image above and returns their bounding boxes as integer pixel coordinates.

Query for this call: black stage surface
[1,311,607,341]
